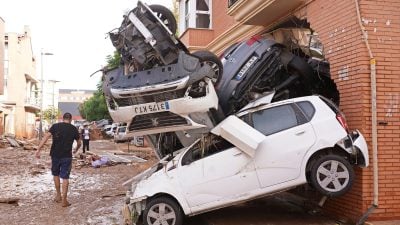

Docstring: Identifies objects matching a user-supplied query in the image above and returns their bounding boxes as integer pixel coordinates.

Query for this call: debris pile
[74,151,147,169]
[0,134,46,150]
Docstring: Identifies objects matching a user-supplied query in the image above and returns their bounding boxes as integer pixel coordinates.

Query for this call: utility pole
[39,49,54,140]
[48,79,60,124]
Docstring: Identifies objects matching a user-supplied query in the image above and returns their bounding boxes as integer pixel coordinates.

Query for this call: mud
[0,140,156,225]
[0,140,338,225]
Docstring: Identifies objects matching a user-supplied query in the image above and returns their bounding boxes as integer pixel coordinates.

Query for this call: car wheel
[143,197,183,225]
[309,154,354,197]
[149,5,177,34]
[192,50,223,84]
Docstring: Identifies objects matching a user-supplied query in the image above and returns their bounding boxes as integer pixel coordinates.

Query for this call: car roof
[237,95,321,116]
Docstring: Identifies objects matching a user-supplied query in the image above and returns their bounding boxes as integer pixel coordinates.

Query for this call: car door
[251,103,317,188]
[177,138,259,208]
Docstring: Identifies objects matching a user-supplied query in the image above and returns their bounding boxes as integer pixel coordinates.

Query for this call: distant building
[0,25,39,138]
[58,89,95,121]
[42,79,60,111]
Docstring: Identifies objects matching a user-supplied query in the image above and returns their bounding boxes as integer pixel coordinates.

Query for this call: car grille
[114,89,186,107]
[129,112,188,131]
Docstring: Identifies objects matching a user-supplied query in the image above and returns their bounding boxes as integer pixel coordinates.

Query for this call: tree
[105,51,121,69]
[43,107,61,124]
[79,91,110,121]
[80,51,120,121]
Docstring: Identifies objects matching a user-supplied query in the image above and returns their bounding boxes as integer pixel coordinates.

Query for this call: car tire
[309,154,354,197]
[192,50,223,84]
[149,5,177,34]
[143,197,183,225]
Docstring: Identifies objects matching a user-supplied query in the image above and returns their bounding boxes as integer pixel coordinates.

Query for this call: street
[0,140,340,225]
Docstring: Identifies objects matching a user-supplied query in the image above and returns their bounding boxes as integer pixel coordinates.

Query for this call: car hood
[211,115,264,157]
[127,148,187,191]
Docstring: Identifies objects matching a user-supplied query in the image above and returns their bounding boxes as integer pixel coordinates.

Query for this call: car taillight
[336,113,349,133]
[246,35,262,46]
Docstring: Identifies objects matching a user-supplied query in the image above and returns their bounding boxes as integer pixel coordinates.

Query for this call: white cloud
[0,0,173,90]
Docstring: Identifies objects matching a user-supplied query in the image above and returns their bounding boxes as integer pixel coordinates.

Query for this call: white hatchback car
[122,95,369,225]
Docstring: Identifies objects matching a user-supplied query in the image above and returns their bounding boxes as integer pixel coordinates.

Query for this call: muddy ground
[0,140,338,225]
[0,140,156,225]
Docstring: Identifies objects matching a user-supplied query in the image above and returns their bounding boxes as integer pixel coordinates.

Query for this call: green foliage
[43,107,61,123]
[105,51,121,69]
[80,52,120,121]
[79,91,110,121]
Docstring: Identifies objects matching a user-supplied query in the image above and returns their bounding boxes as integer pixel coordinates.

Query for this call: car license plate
[133,101,170,115]
[235,56,258,81]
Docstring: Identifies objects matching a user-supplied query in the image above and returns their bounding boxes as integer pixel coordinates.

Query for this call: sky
[0,0,173,90]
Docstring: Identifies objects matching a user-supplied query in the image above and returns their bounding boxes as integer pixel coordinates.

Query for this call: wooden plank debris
[0,198,19,205]
[5,137,20,147]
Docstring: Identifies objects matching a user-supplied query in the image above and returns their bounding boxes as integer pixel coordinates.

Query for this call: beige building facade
[0,25,39,138]
[0,17,6,135]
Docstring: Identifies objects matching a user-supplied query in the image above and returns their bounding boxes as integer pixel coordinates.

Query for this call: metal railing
[25,97,41,107]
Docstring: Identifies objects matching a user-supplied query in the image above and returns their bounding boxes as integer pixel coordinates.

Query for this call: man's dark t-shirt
[49,122,80,158]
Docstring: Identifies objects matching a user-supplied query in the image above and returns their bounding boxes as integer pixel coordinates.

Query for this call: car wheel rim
[153,12,172,32]
[203,61,220,83]
[316,160,349,192]
[147,203,176,225]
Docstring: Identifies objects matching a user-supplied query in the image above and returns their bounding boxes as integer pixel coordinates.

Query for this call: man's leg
[61,179,71,207]
[53,176,61,202]
[87,140,90,151]
[82,141,86,153]
[59,158,73,207]
[51,157,62,203]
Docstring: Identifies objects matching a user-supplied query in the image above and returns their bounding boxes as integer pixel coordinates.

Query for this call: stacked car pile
[104,1,221,141]
[103,2,369,225]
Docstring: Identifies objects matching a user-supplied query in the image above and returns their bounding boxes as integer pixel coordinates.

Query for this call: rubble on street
[0,134,47,150]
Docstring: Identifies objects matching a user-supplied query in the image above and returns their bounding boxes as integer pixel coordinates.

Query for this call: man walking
[35,112,81,207]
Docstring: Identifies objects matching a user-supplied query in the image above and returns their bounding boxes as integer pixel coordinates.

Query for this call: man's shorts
[51,157,72,179]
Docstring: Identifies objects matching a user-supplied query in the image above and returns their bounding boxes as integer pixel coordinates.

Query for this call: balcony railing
[228,0,239,8]
[25,97,41,108]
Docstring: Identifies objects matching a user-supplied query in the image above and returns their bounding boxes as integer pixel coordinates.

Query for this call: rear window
[319,96,340,114]
[252,104,298,136]
[296,101,315,120]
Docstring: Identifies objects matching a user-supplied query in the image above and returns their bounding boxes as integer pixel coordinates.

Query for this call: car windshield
[181,134,233,165]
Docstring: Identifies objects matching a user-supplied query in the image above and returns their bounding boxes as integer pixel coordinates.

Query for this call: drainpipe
[354,0,378,224]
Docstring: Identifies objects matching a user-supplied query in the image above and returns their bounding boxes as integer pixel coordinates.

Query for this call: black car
[216,35,339,115]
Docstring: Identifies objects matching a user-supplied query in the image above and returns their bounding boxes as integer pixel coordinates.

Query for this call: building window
[181,0,212,31]
[185,0,190,29]
[228,0,239,8]
[4,44,8,87]
[196,0,210,28]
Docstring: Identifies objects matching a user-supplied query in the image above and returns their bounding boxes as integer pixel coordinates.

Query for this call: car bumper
[351,130,369,167]
[122,197,146,225]
[109,79,219,135]
[110,76,189,98]
[338,130,369,167]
